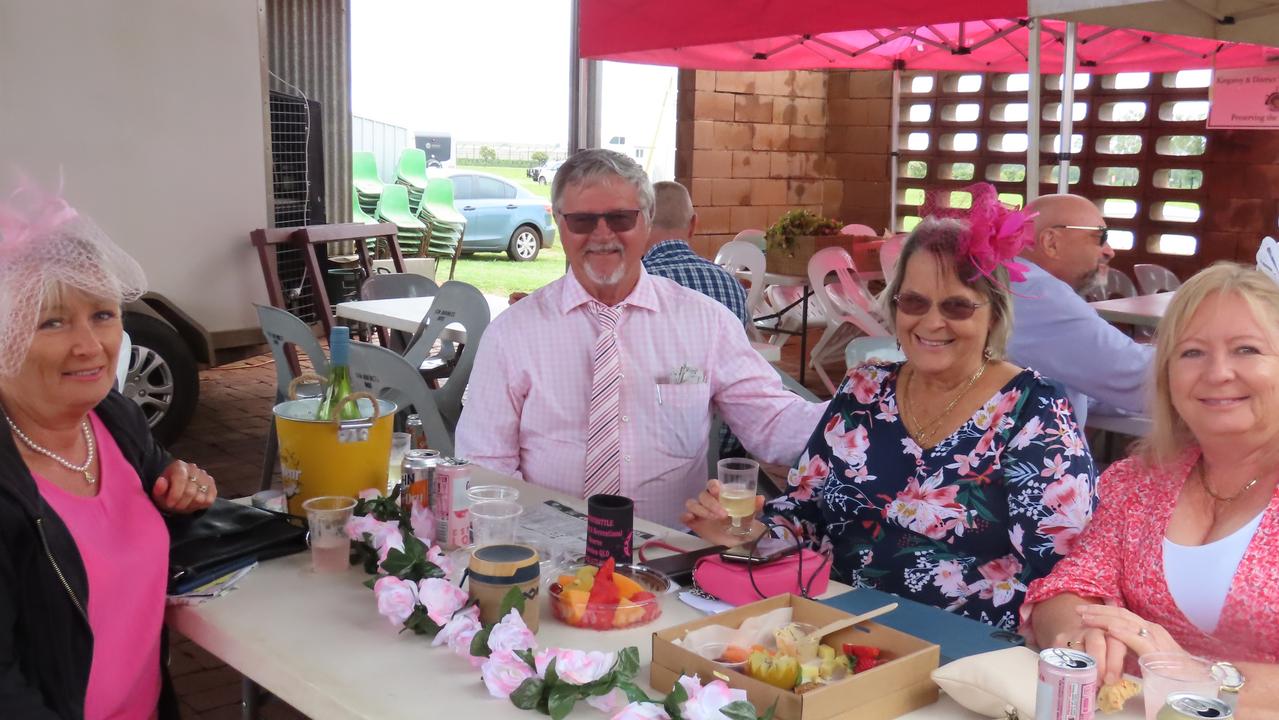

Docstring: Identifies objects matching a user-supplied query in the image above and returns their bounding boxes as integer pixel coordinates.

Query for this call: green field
[445,165,563,296]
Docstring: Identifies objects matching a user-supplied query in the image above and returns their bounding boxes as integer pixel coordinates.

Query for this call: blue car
[444,171,556,261]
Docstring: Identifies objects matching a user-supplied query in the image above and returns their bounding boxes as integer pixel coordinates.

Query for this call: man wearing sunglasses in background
[1007,193,1154,428]
[455,149,826,527]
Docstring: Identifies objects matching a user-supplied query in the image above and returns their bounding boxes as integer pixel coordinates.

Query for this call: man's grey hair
[650,181,695,231]
[551,148,655,222]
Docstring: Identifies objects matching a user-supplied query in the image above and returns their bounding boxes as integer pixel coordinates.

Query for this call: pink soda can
[1036,648,1097,720]
[432,458,472,549]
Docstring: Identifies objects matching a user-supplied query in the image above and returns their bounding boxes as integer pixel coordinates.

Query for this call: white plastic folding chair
[840,223,877,236]
[1084,267,1138,302]
[255,305,331,491]
[399,281,491,432]
[844,336,905,369]
[807,247,891,395]
[347,341,457,456]
[879,234,906,280]
[1133,263,1181,295]
[714,239,767,340]
[732,228,765,251]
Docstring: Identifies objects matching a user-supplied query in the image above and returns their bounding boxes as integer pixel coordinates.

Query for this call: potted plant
[763,210,843,276]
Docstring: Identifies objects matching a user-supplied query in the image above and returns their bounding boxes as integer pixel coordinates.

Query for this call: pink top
[1022,451,1279,664]
[455,269,827,527]
[34,412,168,719]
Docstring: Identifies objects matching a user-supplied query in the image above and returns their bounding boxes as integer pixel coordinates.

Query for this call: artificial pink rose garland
[348,488,774,720]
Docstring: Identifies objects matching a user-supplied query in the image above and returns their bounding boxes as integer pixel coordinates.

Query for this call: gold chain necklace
[904,361,988,447]
[1198,460,1260,503]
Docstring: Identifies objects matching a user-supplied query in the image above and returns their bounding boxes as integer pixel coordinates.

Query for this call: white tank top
[1163,511,1264,634]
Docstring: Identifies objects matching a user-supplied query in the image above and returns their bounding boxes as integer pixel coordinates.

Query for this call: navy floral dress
[766,362,1098,629]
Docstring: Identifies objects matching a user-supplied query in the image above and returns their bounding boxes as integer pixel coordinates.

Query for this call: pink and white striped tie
[583,302,625,498]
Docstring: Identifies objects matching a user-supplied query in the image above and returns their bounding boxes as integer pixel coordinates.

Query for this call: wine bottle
[315,326,361,421]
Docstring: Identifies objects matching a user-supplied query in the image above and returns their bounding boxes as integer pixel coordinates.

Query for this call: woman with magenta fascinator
[684,183,1098,629]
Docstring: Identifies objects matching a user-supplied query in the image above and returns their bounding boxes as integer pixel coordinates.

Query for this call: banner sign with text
[1209,67,1279,129]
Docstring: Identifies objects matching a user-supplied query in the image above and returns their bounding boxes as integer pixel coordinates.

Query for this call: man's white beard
[582,242,627,286]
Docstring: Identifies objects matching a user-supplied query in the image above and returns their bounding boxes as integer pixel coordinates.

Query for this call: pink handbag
[692,548,832,606]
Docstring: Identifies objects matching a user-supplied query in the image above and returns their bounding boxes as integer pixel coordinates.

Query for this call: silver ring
[197,484,209,494]
[1138,626,1150,638]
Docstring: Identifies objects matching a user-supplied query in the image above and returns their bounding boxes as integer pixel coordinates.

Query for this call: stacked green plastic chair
[375,184,427,256]
[416,177,468,258]
[353,192,383,256]
[396,148,429,211]
[352,152,383,216]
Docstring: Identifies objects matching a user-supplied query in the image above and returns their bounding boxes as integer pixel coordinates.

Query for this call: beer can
[432,458,473,549]
[1157,694,1233,720]
[400,449,440,514]
[405,413,428,450]
[1036,648,1097,720]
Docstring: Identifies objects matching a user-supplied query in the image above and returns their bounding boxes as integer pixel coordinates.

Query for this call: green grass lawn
[448,246,566,298]
[442,166,562,297]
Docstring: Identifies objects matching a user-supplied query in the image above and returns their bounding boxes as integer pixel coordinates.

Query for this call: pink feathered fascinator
[919,182,1036,283]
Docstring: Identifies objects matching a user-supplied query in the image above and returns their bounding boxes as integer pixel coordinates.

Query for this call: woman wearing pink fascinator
[0,181,214,719]
[684,183,1098,629]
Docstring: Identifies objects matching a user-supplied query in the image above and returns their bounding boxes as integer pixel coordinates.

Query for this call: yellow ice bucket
[272,379,397,515]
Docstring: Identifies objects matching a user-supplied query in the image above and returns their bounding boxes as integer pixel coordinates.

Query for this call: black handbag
[168,498,308,594]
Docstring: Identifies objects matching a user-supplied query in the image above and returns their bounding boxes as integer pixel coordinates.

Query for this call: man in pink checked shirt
[455,150,827,527]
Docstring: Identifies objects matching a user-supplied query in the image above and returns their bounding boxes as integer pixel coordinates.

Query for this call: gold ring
[1066,641,1076,648]
[197,484,209,494]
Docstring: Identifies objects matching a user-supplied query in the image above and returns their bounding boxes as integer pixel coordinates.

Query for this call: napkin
[930,646,1040,718]
[673,607,793,651]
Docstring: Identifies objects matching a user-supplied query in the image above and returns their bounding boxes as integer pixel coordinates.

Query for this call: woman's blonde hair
[879,216,1014,359]
[1137,262,1279,466]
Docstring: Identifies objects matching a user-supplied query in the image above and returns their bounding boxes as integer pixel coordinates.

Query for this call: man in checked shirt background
[642,181,750,327]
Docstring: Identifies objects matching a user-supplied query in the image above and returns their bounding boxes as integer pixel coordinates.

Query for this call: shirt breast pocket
[655,382,711,459]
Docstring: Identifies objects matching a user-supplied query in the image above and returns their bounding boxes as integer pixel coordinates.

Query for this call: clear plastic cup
[469,500,524,548]
[303,496,357,573]
[1139,652,1220,720]
[467,484,520,504]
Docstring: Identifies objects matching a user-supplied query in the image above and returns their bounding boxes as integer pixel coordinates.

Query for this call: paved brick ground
[165,333,836,718]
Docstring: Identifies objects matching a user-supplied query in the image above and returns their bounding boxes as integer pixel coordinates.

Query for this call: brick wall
[1193,129,1279,278]
[674,69,893,260]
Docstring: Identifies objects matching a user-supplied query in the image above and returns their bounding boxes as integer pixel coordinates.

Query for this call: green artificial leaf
[515,648,537,669]
[759,699,778,720]
[548,684,579,720]
[663,679,689,719]
[543,657,560,688]
[499,586,527,617]
[614,646,641,680]
[583,674,615,696]
[470,626,494,658]
[362,576,378,591]
[380,548,413,577]
[617,681,652,704]
[720,701,759,720]
[510,677,546,711]
[403,606,441,637]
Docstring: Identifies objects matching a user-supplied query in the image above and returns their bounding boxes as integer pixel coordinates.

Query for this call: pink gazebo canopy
[579,0,1278,71]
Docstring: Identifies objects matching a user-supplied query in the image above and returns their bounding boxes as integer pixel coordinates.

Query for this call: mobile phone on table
[643,545,726,585]
[719,536,800,564]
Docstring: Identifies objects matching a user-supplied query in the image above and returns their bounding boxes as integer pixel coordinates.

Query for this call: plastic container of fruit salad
[548,560,674,630]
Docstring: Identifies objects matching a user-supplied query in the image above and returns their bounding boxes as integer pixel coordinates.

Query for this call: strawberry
[842,644,880,660]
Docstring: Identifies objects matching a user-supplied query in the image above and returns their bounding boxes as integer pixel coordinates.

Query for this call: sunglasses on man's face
[559,209,641,234]
[1052,224,1109,246]
[894,291,987,320]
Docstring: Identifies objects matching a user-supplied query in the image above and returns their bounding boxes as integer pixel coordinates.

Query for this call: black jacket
[0,390,181,719]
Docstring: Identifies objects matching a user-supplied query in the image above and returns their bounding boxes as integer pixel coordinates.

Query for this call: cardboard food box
[651,594,940,720]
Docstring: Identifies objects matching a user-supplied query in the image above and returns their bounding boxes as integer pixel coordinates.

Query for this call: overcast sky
[351,0,676,155]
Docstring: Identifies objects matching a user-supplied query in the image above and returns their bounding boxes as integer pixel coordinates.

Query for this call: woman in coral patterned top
[1023,264,1279,713]
[684,192,1098,629]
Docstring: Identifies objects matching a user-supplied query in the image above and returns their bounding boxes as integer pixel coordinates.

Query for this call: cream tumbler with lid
[467,544,541,631]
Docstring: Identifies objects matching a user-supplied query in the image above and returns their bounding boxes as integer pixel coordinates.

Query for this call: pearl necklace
[5,415,96,484]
